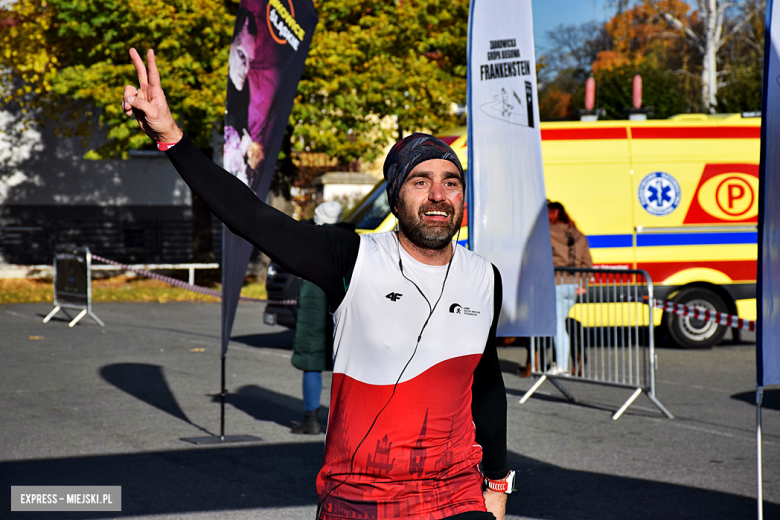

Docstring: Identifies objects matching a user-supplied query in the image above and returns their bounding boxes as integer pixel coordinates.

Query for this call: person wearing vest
[123,48,513,520]
[547,200,593,376]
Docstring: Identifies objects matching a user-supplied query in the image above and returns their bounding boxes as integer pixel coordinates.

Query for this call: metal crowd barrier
[519,267,674,420]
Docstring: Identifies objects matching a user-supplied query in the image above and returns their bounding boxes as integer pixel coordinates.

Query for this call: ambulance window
[347,182,392,230]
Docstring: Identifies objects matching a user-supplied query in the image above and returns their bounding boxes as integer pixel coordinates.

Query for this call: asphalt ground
[1,302,779,520]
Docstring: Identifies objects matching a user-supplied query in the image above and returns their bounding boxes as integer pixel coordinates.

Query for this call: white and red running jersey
[317,232,496,519]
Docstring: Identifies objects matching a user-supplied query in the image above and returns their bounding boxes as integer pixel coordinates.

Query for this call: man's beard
[396,196,464,251]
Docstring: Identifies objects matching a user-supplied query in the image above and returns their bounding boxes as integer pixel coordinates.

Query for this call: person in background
[548,200,592,376]
[289,201,344,435]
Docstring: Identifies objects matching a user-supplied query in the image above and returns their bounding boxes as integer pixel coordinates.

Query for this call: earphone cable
[315,227,461,519]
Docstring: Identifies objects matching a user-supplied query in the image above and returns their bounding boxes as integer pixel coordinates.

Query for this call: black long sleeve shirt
[165,133,508,479]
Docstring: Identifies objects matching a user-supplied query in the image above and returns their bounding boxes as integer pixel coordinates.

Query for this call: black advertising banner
[54,247,89,307]
[222,0,318,357]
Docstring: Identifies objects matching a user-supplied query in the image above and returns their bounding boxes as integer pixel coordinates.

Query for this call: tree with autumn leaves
[0,0,467,170]
[0,0,236,158]
[538,0,765,119]
[276,0,468,205]
[0,0,767,170]
[294,1,468,166]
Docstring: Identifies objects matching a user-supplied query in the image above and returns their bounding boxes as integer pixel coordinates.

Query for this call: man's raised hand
[123,48,183,146]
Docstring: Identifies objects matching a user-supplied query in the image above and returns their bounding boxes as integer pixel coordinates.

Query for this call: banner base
[180,434,261,445]
[43,305,104,328]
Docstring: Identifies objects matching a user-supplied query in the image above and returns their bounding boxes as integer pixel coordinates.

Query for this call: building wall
[322,183,375,202]
[0,109,204,265]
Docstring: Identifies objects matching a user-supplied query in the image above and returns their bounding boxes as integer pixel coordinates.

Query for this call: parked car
[263,261,302,328]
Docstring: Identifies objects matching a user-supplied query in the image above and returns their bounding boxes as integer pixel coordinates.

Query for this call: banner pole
[757,386,764,520]
[220,356,227,441]
[466,0,475,252]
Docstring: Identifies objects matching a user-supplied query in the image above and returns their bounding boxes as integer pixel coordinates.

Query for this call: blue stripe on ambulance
[636,232,757,247]
[585,232,757,248]
[587,235,633,248]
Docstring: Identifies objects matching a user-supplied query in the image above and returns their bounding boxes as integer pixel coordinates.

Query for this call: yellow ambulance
[346,113,760,349]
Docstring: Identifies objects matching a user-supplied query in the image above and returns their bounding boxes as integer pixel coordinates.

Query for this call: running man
[123,48,513,520]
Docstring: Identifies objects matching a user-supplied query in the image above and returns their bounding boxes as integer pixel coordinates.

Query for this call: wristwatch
[483,470,516,494]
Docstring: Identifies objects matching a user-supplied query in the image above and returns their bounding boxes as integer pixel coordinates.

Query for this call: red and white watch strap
[485,479,510,493]
[484,469,516,494]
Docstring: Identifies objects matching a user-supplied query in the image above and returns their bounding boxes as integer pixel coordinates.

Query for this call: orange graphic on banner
[683,163,759,224]
[266,0,304,50]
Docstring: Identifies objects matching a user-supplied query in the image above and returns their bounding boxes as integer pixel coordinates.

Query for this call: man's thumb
[127,95,154,114]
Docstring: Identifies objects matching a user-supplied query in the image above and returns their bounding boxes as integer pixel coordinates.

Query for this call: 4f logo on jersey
[386,292,403,302]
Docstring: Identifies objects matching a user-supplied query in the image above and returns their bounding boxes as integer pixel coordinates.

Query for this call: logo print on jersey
[386,292,403,302]
[638,172,681,216]
[449,303,480,317]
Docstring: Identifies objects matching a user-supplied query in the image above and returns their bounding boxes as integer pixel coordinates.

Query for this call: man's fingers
[129,48,149,87]
[124,94,157,118]
[146,49,161,88]
[123,85,138,98]
[122,85,139,116]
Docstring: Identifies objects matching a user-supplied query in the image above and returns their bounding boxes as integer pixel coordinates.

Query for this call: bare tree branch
[725,4,765,39]
[648,0,705,52]
[671,69,702,81]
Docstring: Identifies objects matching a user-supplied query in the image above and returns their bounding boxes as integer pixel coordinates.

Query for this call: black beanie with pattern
[382,132,464,215]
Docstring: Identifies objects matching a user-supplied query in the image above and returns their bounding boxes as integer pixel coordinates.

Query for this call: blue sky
[531,0,613,52]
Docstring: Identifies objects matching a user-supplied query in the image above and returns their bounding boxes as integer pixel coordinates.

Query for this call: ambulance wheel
[665,288,728,349]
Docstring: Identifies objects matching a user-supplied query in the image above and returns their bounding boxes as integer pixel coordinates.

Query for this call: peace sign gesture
[123,48,183,146]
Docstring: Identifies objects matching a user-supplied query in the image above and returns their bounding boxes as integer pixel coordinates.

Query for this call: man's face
[395,159,464,251]
[228,23,255,91]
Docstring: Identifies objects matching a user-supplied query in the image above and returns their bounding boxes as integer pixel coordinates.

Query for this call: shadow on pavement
[732,389,780,411]
[100,363,214,436]
[505,451,777,520]
[231,330,295,349]
[3,446,775,519]
[499,356,525,376]
[218,384,329,431]
[2,442,323,519]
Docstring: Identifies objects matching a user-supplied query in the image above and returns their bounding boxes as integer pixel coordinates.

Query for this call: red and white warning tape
[89,254,297,305]
[92,253,753,328]
[650,298,755,332]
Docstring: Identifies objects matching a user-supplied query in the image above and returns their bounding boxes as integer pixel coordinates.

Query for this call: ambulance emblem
[638,172,681,216]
